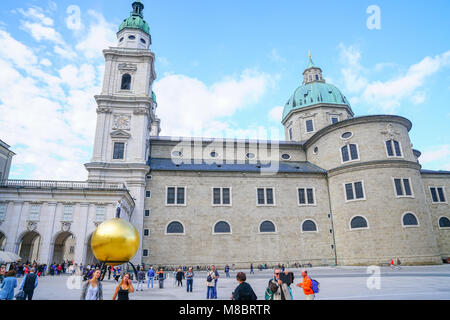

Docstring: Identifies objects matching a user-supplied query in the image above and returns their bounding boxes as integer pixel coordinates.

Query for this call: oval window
[246,153,256,160]
[313,147,319,154]
[281,154,291,160]
[140,38,146,44]
[119,37,124,42]
[210,152,218,158]
[171,151,182,157]
[341,132,353,140]
[128,35,136,40]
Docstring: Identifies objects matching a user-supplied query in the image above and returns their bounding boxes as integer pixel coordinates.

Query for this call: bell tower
[85,0,158,265]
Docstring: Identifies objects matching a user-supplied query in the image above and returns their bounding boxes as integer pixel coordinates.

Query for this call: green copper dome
[118,1,150,35]
[282,82,351,121]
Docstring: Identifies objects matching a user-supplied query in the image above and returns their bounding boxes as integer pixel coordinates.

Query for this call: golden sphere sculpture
[91,218,140,266]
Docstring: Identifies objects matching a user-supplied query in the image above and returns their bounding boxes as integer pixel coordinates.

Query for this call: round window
[210,151,218,158]
[171,151,182,157]
[246,153,256,160]
[281,154,291,160]
[128,35,136,40]
[341,132,353,140]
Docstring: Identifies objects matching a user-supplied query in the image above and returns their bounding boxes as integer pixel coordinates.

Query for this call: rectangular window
[29,204,40,221]
[167,187,175,204]
[213,188,221,205]
[96,207,105,222]
[298,188,315,205]
[386,140,402,157]
[166,187,186,205]
[222,188,231,205]
[143,249,148,257]
[113,142,125,160]
[306,120,314,133]
[257,188,265,205]
[144,229,149,236]
[144,210,150,217]
[345,182,365,201]
[146,191,151,198]
[331,117,339,124]
[0,203,6,220]
[63,205,73,221]
[430,187,446,203]
[289,128,293,141]
[394,178,413,198]
[212,187,231,206]
[342,144,359,162]
[257,188,275,205]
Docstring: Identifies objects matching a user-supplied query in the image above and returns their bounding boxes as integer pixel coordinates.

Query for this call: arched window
[386,140,402,157]
[302,220,317,232]
[166,221,184,234]
[121,73,132,90]
[260,221,276,233]
[350,216,368,229]
[214,221,231,234]
[402,213,418,226]
[439,217,450,228]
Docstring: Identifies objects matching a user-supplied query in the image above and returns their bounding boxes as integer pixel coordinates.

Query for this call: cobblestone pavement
[11,265,450,300]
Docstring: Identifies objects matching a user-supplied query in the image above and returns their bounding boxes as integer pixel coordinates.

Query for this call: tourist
[136,267,146,291]
[116,200,122,218]
[0,265,5,284]
[0,270,17,300]
[19,267,38,300]
[157,268,165,289]
[266,268,291,300]
[231,272,257,300]
[225,264,230,277]
[112,273,134,300]
[390,259,395,269]
[185,267,194,293]
[147,266,155,288]
[107,265,112,280]
[250,263,254,274]
[206,265,219,299]
[81,269,103,300]
[176,268,184,287]
[296,269,315,300]
[397,258,402,270]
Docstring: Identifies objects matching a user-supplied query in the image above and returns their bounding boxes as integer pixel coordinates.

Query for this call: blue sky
[0,0,449,180]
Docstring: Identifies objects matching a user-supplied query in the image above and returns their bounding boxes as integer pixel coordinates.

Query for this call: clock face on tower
[113,114,131,131]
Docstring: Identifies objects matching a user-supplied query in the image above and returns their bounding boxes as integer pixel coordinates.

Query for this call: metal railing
[0,180,127,191]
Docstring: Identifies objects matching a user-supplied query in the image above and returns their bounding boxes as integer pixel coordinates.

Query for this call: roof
[420,169,450,175]
[149,158,326,174]
[282,81,351,121]
[118,0,150,35]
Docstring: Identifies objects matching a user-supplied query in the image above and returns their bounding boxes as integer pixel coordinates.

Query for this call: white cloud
[337,44,450,112]
[75,10,116,60]
[420,145,450,171]
[40,58,52,67]
[18,7,54,26]
[153,69,276,137]
[268,106,284,123]
[20,21,64,44]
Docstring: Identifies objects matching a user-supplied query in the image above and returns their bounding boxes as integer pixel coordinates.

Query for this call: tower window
[341,144,359,162]
[393,178,413,197]
[315,74,319,80]
[386,140,402,157]
[305,119,314,133]
[140,38,146,44]
[113,142,125,159]
[121,74,132,90]
[128,35,136,40]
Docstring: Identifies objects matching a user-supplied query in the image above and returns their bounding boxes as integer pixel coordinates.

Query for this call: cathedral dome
[118,1,150,35]
[282,54,351,122]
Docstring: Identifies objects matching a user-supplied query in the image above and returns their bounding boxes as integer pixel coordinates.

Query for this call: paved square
[16,265,450,300]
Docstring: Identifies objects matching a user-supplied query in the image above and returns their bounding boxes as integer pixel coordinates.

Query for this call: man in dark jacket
[20,267,38,300]
[232,272,257,300]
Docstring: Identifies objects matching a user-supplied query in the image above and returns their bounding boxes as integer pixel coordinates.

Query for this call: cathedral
[0,1,449,268]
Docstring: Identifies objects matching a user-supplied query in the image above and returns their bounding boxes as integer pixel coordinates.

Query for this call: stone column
[75,203,91,265]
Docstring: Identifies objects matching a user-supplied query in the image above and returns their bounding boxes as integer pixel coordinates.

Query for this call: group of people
[0,266,40,300]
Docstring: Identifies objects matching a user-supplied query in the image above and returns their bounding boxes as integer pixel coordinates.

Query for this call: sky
[0,0,449,181]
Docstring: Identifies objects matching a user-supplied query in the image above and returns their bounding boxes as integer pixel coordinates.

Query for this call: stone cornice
[95,95,152,105]
[282,104,354,125]
[304,115,413,149]
[327,159,421,178]
[103,48,155,59]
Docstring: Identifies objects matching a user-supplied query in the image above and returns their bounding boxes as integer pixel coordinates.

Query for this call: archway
[18,231,41,263]
[85,233,99,266]
[0,231,6,251]
[51,232,76,264]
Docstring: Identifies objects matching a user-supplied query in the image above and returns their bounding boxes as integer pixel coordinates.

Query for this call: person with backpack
[296,269,318,300]
[231,272,257,300]
[19,267,38,300]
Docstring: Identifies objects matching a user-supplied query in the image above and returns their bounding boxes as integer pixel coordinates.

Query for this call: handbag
[15,290,26,300]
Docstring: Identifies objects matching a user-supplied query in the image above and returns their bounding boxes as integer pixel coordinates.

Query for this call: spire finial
[309,50,311,60]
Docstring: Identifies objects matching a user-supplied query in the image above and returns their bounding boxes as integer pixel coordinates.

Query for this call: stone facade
[0,140,15,181]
